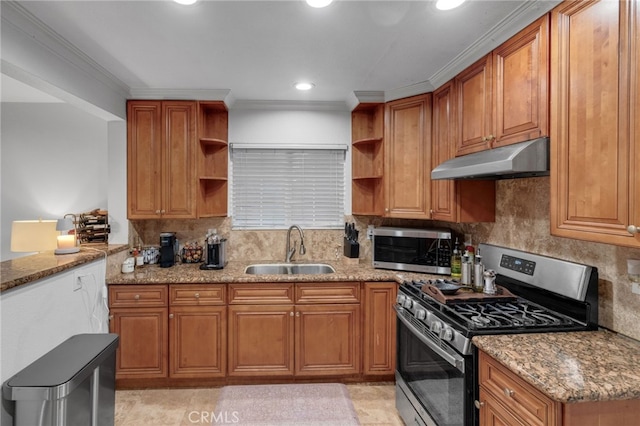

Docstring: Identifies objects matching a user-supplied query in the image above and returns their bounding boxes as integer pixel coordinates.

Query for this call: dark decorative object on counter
[77,209,110,244]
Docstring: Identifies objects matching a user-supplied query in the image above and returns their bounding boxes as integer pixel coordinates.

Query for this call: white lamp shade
[11,220,59,252]
[56,217,75,232]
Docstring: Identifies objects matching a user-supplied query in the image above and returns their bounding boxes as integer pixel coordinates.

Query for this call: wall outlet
[632,282,640,295]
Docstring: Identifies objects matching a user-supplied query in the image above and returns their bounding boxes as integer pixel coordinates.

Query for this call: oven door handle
[395,306,465,373]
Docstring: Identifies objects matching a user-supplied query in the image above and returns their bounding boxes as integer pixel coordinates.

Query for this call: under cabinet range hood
[431,137,550,180]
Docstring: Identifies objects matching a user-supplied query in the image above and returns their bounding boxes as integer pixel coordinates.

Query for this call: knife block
[343,237,360,259]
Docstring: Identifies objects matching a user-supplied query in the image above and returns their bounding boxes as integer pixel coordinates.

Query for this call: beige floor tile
[115,383,402,426]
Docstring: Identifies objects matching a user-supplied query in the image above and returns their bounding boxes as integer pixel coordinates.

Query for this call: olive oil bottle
[450,238,462,278]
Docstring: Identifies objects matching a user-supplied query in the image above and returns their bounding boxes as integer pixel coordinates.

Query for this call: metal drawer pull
[474,400,485,409]
[628,225,638,234]
[169,314,174,319]
[134,294,140,300]
[194,293,200,299]
[504,388,515,397]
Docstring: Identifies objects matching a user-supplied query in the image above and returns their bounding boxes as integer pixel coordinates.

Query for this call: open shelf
[351,103,384,216]
[197,101,228,217]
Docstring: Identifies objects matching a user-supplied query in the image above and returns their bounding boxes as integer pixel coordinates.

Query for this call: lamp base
[55,247,80,255]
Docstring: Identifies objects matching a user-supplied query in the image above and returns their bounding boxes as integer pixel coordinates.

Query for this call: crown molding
[427,0,562,91]
[128,88,231,102]
[384,81,434,102]
[2,1,130,99]
[231,99,349,111]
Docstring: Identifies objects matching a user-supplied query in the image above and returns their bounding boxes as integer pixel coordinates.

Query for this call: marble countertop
[106,259,425,285]
[473,331,640,403]
[1,244,128,292]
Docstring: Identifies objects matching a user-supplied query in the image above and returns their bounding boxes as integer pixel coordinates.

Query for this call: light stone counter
[473,331,640,403]
[105,259,430,285]
[1,244,128,292]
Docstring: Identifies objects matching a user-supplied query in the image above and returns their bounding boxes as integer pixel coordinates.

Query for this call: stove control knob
[396,294,406,305]
[430,321,442,334]
[415,309,427,320]
[442,328,454,341]
[403,298,414,309]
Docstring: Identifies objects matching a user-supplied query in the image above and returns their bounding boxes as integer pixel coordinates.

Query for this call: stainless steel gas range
[394,243,599,426]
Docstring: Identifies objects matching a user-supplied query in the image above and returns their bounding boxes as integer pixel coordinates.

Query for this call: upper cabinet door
[162,101,196,218]
[455,55,493,156]
[493,15,549,148]
[551,0,640,248]
[384,94,432,219]
[127,101,163,219]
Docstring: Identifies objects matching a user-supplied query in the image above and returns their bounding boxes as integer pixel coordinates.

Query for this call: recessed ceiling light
[174,0,199,5]
[295,82,315,91]
[436,0,465,10]
[306,0,333,8]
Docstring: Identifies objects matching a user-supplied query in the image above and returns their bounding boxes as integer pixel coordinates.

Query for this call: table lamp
[55,215,80,254]
[10,219,59,252]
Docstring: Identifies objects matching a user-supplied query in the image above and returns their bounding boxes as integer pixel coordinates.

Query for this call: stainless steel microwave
[371,226,453,275]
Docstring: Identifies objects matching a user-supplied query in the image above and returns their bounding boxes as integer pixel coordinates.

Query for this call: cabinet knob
[296,311,300,317]
[474,400,485,409]
[503,388,515,397]
[161,209,166,214]
[108,315,113,321]
[194,293,200,299]
[169,313,174,319]
[134,294,140,300]
[155,210,161,215]
[628,225,639,234]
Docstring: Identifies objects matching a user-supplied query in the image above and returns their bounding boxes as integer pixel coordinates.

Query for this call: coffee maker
[200,230,227,270]
[159,232,177,268]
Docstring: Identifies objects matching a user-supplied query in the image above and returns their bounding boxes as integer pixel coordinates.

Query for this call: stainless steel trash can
[3,333,119,426]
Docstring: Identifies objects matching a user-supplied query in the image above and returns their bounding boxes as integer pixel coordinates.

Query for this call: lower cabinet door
[110,307,168,379]
[480,388,529,426]
[363,282,397,376]
[169,305,226,378]
[227,304,295,376]
[295,304,361,376]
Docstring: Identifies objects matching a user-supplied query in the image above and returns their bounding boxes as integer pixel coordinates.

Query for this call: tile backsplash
[129,177,640,340]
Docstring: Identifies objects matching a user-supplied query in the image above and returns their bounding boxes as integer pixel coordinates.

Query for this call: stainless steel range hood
[431,137,550,180]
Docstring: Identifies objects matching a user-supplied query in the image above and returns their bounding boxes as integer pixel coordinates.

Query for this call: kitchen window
[231,145,346,229]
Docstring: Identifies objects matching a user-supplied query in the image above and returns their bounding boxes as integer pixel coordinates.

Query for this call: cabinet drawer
[228,283,294,304]
[479,351,557,426]
[170,284,225,305]
[109,285,167,307]
[295,282,360,304]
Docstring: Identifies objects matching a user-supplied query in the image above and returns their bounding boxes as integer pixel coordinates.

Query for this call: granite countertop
[1,244,129,292]
[473,331,640,403]
[106,259,426,285]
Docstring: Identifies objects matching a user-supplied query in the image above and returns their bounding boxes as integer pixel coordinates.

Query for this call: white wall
[0,259,108,424]
[107,120,128,244]
[0,103,109,260]
[229,107,352,214]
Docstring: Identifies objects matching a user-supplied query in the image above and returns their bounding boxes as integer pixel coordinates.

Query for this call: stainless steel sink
[244,263,335,275]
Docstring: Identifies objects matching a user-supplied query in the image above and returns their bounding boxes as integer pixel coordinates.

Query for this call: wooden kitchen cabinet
[455,15,549,156]
[169,285,226,378]
[431,80,496,223]
[478,350,560,426]
[197,101,228,218]
[227,283,295,376]
[362,282,396,376]
[127,100,197,219]
[550,0,640,248]
[352,103,385,216]
[108,285,168,380]
[384,94,432,219]
[228,282,361,378]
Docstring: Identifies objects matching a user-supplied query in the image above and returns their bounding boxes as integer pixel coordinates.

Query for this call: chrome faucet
[285,225,306,262]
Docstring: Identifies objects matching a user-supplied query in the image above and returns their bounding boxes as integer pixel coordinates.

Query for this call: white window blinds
[231,145,346,229]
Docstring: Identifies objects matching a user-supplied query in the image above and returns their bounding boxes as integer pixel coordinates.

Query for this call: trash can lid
[3,333,119,401]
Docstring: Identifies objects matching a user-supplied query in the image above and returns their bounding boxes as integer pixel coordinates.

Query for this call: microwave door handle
[395,306,465,373]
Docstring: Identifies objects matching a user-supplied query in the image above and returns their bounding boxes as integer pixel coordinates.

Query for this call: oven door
[395,307,475,426]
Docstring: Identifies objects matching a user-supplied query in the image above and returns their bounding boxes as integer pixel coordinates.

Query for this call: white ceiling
[4,0,559,107]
